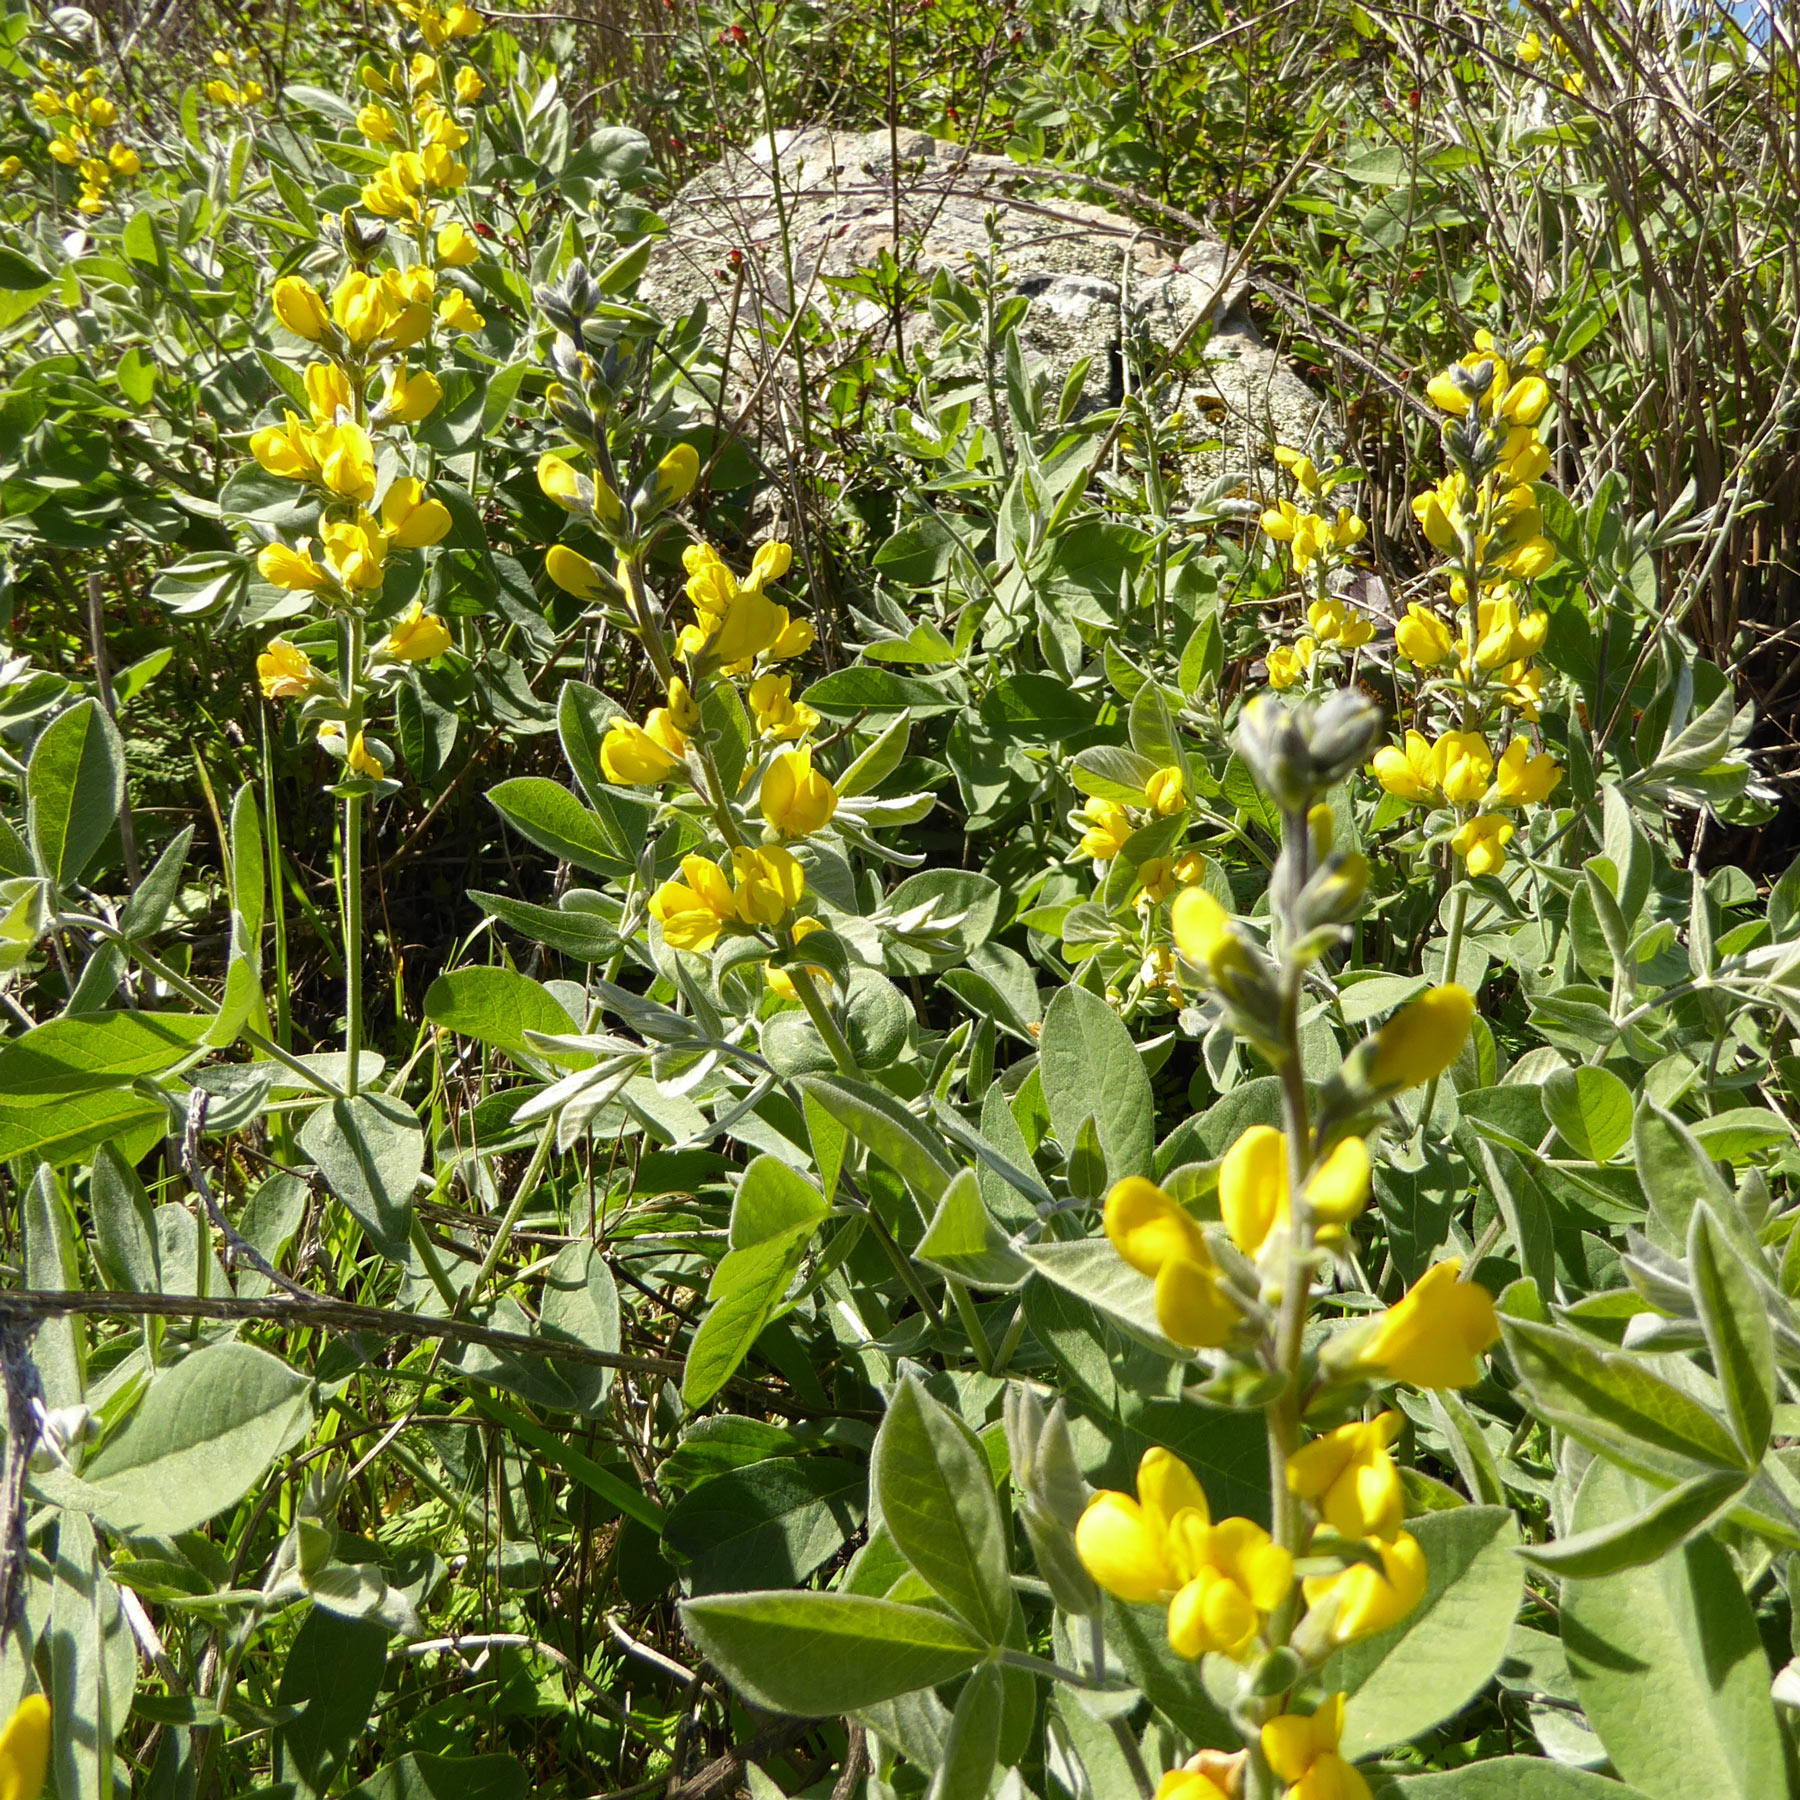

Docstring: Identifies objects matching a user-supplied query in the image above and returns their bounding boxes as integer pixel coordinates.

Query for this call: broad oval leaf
[27,696,124,887]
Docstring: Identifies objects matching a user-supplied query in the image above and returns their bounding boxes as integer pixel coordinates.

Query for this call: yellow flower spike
[383,362,443,423]
[379,600,452,662]
[1357,1259,1500,1389]
[1103,1177,1210,1279]
[257,638,320,699]
[1219,1125,1288,1258]
[1432,730,1493,805]
[1394,603,1453,667]
[1267,638,1315,689]
[733,845,806,926]
[314,422,377,503]
[761,745,838,838]
[381,476,452,548]
[1287,1413,1404,1541]
[0,1695,52,1800]
[600,717,684,786]
[545,544,606,603]
[1370,731,1438,805]
[437,289,485,332]
[1262,1693,1373,1800]
[1493,738,1562,807]
[1371,985,1473,1089]
[257,542,331,592]
[273,275,332,341]
[1165,1515,1295,1661]
[649,855,737,952]
[1145,765,1185,817]
[1078,797,1133,862]
[303,361,354,426]
[1301,1531,1429,1647]
[1305,1135,1371,1234]
[1451,813,1514,878]
[345,731,385,780]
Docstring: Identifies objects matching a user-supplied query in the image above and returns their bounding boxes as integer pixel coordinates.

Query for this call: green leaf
[1038,984,1154,1181]
[298,1094,423,1263]
[731,1154,829,1249]
[347,1753,528,1800]
[487,777,635,877]
[1471,1137,1555,1302]
[423,966,583,1065]
[83,1341,313,1535]
[1688,1203,1775,1462]
[928,1662,1003,1800]
[802,668,958,718]
[279,1609,390,1796]
[27,697,124,886]
[1331,1506,1522,1756]
[798,1072,956,1207]
[1634,1098,1731,1254]
[467,889,619,961]
[1105,1601,1236,1749]
[92,1141,160,1294]
[1518,1468,1748,1578]
[663,1456,865,1594]
[450,1242,621,1415]
[1021,1238,1180,1357]
[0,246,53,289]
[1542,1065,1632,1161]
[872,1375,1012,1642]
[1562,1460,1789,1800]
[0,1088,165,1166]
[1372,1761,1657,1798]
[118,824,193,939]
[679,1592,985,1713]
[0,1009,210,1099]
[1502,1313,1746,1481]
[916,1167,1032,1289]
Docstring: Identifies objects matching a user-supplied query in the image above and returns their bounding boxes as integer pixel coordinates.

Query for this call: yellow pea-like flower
[249,411,321,482]
[1433,730,1493,804]
[273,275,332,341]
[304,361,354,426]
[315,421,377,503]
[600,717,684,786]
[1170,888,1256,993]
[1452,812,1514,877]
[1355,1259,1499,1389]
[257,543,330,593]
[1078,798,1132,861]
[761,746,837,838]
[1220,1125,1287,1258]
[1267,637,1316,689]
[1301,1530,1428,1646]
[1262,1693,1372,1800]
[732,845,806,926]
[321,514,388,590]
[1394,603,1453,667]
[437,289,485,332]
[1102,1178,1239,1348]
[1165,1513,1294,1660]
[1370,730,1438,805]
[345,731,385,780]
[454,66,486,102]
[1144,765,1185,816]
[257,638,320,700]
[0,1695,52,1800]
[1371,985,1473,1089]
[381,476,452,548]
[1287,1412,1404,1541]
[383,362,443,423]
[1493,738,1562,807]
[378,600,453,662]
[649,855,737,952]
[545,544,606,602]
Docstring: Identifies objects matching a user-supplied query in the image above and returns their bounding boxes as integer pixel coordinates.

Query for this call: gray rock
[640,126,1328,497]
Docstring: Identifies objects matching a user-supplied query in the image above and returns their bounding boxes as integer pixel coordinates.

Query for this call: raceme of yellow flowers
[1258,447,1372,691]
[29,63,145,214]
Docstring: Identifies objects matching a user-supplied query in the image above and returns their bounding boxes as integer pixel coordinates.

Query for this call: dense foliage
[0,0,1799,1798]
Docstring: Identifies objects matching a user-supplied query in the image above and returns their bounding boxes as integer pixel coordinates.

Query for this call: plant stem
[342,609,367,1097]
[1415,879,1467,1140]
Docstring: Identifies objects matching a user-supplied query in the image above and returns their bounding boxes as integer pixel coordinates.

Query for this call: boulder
[640,126,1327,492]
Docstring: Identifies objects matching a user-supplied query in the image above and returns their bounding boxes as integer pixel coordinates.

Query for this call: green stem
[342,609,367,1097]
[949,1282,993,1374]
[1416,878,1467,1141]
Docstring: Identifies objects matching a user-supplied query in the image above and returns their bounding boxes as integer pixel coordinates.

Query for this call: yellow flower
[31,89,64,116]
[437,289,484,332]
[771,614,815,659]
[1370,730,1438,805]
[1451,812,1514,877]
[381,476,451,548]
[314,421,377,503]
[1500,425,1551,485]
[454,66,486,101]
[1220,1127,1369,1256]
[1518,29,1544,59]
[654,442,700,503]
[1261,498,1302,542]
[761,746,837,838]
[1433,730,1493,805]
[666,677,701,734]
[1155,1771,1230,1800]
[1308,598,1371,649]
[383,362,442,423]
[379,265,435,346]
[1103,1177,1239,1349]
[1493,738,1562,806]
[1356,1259,1499,1388]
[256,542,328,593]
[748,671,818,742]
[1288,1413,1404,1541]
[651,858,736,951]
[346,731,385,780]
[257,638,320,699]
[0,1696,52,1800]
[733,845,806,926]
[709,584,787,664]
[333,270,393,346]
[1505,659,1545,720]
[601,717,685,785]
[303,361,354,426]
[1371,985,1473,1089]
[1500,375,1550,426]
[1274,444,1322,494]
[436,219,480,266]
[1301,1532,1428,1647]
[545,544,606,602]
[0,156,20,179]
[421,141,468,190]
[321,514,388,590]
[1309,1135,1372,1234]
[1145,766,1185,817]
[1078,798,1132,861]
[362,150,429,218]
[1074,1449,1198,1603]
[379,601,452,662]
[273,276,332,341]
[1169,888,1255,995]
[358,101,398,142]
[1394,603,1453,667]
[109,143,141,176]
[1165,1512,1295,1660]
[1411,471,1469,549]
[1262,1693,1372,1800]
[250,412,320,482]
[538,453,585,510]
[1267,637,1316,689]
